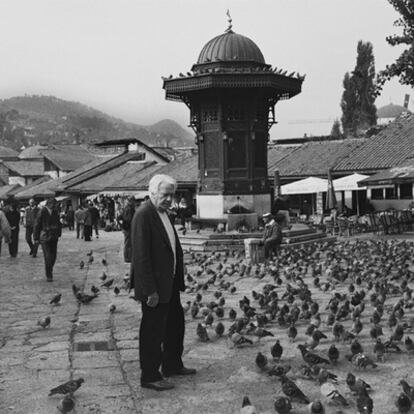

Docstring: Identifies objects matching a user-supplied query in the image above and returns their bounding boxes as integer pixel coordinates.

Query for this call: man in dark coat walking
[25,198,40,257]
[130,174,196,391]
[33,198,62,281]
[4,198,20,258]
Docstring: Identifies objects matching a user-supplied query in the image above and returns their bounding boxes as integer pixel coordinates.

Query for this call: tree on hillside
[340,41,377,136]
[376,0,414,92]
[330,119,342,138]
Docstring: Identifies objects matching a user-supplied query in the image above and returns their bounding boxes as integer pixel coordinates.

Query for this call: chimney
[404,94,410,109]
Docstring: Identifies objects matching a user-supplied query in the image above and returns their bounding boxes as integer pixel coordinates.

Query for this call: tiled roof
[66,161,157,193]
[267,145,300,173]
[334,113,414,173]
[150,146,181,161]
[359,159,414,185]
[41,147,101,171]
[133,154,198,189]
[0,146,19,158]
[19,145,48,159]
[2,160,44,176]
[270,139,365,178]
[0,184,22,200]
[63,152,147,190]
[13,176,58,200]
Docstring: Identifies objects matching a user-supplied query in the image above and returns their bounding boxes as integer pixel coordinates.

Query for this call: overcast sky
[0,0,412,139]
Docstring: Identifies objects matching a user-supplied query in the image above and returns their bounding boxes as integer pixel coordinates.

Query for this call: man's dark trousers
[40,240,58,279]
[8,229,19,257]
[25,225,39,256]
[139,279,184,383]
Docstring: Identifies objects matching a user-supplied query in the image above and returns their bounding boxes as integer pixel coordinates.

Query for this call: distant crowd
[0,193,196,259]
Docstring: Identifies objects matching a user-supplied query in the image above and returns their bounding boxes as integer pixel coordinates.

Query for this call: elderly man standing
[0,207,11,256]
[25,198,40,257]
[130,174,196,391]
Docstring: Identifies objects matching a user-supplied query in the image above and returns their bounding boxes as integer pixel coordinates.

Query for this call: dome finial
[226,9,233,32]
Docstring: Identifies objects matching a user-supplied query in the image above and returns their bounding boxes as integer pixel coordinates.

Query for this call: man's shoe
[163,367,196,377]
[141,379,174,391]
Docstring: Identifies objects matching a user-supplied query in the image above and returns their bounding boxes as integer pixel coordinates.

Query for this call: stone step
[180,232,334,252]
[180,227,317,243]
[285,231,327,244]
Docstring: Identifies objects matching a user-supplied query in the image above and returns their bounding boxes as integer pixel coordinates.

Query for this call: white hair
[148,174,177,196]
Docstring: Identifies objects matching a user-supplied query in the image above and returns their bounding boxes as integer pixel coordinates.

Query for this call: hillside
[0,95,194,150]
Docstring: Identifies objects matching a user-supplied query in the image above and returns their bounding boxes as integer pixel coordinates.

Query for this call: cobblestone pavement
[1,229,272,414]
[0,229,142,414]
[2,229,414,414]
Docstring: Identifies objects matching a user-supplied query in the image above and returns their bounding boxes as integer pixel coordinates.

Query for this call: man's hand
[146,292,159,308]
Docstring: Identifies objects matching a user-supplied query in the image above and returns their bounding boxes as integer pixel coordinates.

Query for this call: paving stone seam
[84,250,142,413]
[108,247,142,414]
[108,313,142,414]
[68,263,90,382]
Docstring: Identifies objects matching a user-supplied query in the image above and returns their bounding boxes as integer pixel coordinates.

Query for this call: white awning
[333,173,369,191]
[86,190,148,199]
[281,177,328,195]
[55,195,70,202]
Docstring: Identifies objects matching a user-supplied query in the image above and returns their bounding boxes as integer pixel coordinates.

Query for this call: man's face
[29,199,35,207]
[46,199,56,209]
[152,182,175,212]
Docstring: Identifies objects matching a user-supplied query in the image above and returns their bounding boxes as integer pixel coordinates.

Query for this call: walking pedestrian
[74,204,85,239]
[4,198,20,258]
[66,205,75,231]
[130,174,196,391]
[83,204,93,242]
[33,198,62,282]
[119,196,136,263]
[89,202,100,239]
[25,198,40,257]
[0,208,11,256]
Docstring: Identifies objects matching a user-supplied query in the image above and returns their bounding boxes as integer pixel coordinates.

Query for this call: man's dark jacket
[33,207,62,241]
[130,199,185,303]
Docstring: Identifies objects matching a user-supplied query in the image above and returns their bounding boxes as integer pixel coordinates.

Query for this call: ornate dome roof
[197,30,265,65]
[377,103,411,118]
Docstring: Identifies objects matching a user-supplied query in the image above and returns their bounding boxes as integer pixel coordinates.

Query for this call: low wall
[370,199,413,210]
[224,213,258,231]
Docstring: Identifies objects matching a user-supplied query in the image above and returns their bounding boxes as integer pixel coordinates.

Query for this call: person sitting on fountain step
[261,212,284,260]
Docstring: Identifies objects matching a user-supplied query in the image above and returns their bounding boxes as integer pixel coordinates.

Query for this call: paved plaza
[1,229,272,414]
[2,228,414,413]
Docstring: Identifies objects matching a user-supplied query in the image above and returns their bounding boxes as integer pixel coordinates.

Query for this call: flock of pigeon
[36,237,414,413]
[181,238,414,413]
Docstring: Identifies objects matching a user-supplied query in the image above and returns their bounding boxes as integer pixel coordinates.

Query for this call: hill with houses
[0,95,194,150]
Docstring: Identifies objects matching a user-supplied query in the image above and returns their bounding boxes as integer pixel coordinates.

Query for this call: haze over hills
[0,95,195,150]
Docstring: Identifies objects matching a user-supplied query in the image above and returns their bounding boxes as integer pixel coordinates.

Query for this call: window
[371,188,384,200]
[203,132,219,169]
[225,103,245,121]
[228,132,246,168]
[254,133,266,167]
[385,187,397,199]
[202,105,217,122]
[256,104,269,121]
[400,183,413,199]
